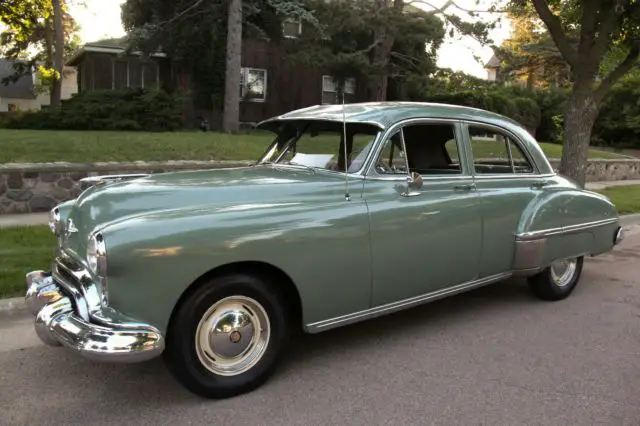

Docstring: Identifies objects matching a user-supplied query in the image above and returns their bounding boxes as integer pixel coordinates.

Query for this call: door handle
[454,183,476,191]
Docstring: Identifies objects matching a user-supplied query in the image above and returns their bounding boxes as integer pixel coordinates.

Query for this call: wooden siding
[238,38,368,123]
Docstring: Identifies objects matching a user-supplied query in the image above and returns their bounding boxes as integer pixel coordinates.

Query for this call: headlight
[86,232,108,277]
[48,207,61,235]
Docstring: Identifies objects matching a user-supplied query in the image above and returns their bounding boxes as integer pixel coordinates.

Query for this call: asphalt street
[2,227,640,426]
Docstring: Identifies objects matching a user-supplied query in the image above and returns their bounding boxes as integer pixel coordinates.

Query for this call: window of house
[282,18,302,38]
[374,123,462,176]
[240,67,267,102]
[468,125,534,174]
[321,76,355,105]
[7,104,19,112]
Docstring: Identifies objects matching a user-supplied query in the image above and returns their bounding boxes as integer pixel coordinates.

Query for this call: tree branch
[530,0,578,68]
[594,44,640,103]
[576,0,600,62]
[589,1,627,70]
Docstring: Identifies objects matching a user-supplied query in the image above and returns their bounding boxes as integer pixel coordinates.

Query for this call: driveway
[2,227,640,425]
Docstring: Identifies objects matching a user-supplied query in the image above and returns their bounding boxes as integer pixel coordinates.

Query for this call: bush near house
[0,88,185,132]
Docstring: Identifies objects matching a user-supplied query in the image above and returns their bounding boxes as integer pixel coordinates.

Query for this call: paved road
[2,228,640,426]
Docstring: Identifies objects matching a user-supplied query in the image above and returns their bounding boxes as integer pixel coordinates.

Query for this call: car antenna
[342,87,350,201]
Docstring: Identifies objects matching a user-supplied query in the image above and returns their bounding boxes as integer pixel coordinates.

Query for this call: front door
[363,119,483,307]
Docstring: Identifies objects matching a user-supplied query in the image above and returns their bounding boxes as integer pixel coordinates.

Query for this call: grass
[0,226,56,298]
[0,129,627,164]
[596,185,640,214]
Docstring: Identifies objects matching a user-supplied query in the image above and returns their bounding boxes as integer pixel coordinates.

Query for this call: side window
[468,126,534,174]
[374,131,408,175]
[374,123,463,176]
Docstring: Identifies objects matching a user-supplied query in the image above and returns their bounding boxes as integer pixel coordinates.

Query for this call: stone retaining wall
[1,159,639,215]
[0,161,252,214]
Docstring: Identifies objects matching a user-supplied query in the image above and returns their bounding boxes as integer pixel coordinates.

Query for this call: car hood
[65,165,344,238]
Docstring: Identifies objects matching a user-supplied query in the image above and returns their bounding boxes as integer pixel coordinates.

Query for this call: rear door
[462,121,549,277]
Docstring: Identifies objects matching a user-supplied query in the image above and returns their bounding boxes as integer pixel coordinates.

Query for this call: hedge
[0,88,184,132]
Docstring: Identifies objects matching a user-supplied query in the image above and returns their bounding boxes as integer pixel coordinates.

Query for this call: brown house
[66,30,367,127]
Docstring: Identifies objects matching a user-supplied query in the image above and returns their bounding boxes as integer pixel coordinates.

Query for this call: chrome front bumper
[25,270,164,363]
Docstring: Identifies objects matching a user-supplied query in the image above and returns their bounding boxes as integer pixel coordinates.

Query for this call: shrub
[1,88,185,131]
[592,74,640,149]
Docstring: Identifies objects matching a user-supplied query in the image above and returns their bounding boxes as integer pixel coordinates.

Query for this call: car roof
[256,101,521,131]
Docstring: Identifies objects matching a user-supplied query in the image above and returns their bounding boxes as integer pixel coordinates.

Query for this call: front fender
[513,188,619,274]
[98,198,372,334]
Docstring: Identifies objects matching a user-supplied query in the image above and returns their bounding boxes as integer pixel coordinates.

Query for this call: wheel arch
[167,260,304,332]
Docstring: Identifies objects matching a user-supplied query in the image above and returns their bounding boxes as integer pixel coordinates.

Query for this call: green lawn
[0,226,56,298]
[596,185,640,214]
[0,129,626,163]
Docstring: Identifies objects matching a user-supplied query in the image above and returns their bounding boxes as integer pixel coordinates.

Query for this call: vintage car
[25,102,624,399]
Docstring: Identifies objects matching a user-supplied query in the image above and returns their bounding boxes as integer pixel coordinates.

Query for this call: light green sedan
[24,102,624,398]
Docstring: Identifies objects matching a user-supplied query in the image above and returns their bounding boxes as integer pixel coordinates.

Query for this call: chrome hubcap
[550,258,578,287]
[195,296,271,376]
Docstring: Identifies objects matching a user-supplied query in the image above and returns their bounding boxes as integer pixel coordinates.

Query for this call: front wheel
[528,256,584,301]
[163,273,290,399]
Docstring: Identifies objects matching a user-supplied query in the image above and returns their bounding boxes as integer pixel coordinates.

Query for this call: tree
[0,0,82,105]
[223,0,243,133]
[493,12,571,88]
[284,0,447,101]
[509,0,640,187]
[356,0,496,101]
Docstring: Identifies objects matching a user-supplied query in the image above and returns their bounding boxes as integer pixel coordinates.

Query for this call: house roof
[0,59,36,100]
[257,101,520,132]
[484,54,501,69]
[66,37,167,66]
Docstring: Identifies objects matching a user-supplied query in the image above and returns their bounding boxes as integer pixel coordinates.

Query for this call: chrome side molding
[305,272,512,333]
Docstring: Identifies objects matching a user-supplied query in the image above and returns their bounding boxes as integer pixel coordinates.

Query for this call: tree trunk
[367,34,394,101]
[559,90,599,188]
[222,0,242,134]
[51,0,64,107]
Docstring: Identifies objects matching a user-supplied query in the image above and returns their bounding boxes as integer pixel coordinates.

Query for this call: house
[65,28,368,126]
[0,59,78,112]
[484,54,502,82]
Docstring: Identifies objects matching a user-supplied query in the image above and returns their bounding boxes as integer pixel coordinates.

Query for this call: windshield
[259,121,381,174]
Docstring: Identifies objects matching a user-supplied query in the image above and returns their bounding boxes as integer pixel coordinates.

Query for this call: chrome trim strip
[515,218,619,241]
[305,272,512,333]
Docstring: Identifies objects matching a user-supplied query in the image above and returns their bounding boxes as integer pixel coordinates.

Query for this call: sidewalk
[1,180,639,229]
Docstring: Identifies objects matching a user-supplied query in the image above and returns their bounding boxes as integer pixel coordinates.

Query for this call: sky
[68,0,512,79]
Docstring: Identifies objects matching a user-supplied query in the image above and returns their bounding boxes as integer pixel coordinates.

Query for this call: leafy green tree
[0,0,82,105]
[508,0,640,187]
[284,0,447,101]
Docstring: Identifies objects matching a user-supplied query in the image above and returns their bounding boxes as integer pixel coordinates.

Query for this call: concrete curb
[2,213,640,316]
[0,296,26,318]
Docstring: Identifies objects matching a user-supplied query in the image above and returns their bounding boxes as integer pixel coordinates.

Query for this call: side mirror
[407,171,423,189]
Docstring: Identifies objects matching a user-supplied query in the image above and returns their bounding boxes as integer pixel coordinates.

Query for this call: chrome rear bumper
[25,270,164,363]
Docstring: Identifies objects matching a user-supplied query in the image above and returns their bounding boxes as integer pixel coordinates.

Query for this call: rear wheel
[528,256,584,301]
[163,273,290,399]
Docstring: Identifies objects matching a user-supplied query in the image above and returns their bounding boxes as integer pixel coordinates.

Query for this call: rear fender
[512,188,619,275]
